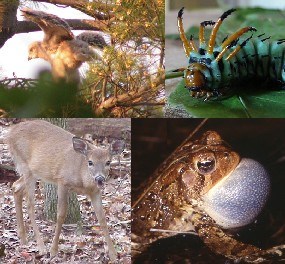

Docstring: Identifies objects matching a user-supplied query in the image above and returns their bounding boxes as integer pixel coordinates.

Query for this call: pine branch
[95,73,165,115]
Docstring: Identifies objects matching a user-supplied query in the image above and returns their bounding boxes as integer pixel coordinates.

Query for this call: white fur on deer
[21,8,108,84]
[6,120,118,261]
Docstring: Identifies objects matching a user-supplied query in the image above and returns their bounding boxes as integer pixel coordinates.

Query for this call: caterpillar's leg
[199,20,215,48]
[207,8,236,54]
[177,7,197,57]
[215,27,256,61]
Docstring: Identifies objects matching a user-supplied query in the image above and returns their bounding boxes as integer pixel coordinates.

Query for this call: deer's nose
[95,175,105,187]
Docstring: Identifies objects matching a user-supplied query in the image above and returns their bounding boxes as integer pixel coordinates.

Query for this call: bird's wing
[76,32,109,49]
[21,8,74,46]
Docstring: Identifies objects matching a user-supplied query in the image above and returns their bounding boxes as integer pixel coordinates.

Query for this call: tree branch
[95,73,165,115]
[16,19,108,34]
[0,0,19,48]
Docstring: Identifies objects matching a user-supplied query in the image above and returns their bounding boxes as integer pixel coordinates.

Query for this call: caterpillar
[177,7,285,100]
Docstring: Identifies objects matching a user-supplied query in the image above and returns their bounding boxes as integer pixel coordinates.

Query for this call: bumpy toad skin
[132,131,285,263]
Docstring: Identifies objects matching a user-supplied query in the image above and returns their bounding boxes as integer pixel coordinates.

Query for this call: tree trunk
[44,183,81,224]
[43,118,81,224]
[0,0,19,48]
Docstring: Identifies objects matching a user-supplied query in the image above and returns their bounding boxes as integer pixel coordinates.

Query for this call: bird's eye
[88,161,93,166]
[106,161,111,166]
[196,158,216,174]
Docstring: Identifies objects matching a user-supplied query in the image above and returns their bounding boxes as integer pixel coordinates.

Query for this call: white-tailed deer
[5,120,122,261]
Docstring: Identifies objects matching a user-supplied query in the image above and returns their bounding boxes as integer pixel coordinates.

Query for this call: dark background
[132,119,285,263]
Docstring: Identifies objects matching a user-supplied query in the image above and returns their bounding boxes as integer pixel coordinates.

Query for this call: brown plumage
[21,8,108,84]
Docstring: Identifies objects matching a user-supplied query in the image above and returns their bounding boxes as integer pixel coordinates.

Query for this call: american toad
[132,131,285,263]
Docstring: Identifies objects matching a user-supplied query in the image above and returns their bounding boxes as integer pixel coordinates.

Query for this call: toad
[132,131,285,263]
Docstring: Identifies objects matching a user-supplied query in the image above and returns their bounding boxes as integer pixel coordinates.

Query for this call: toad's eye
[197,158,215,174]
[106,161,111,166]
[88,161,94,166]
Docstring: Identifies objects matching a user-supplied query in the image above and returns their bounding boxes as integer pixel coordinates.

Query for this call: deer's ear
[72,137,88,156]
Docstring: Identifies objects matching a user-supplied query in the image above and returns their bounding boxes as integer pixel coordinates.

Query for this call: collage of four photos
[1,0,285,263]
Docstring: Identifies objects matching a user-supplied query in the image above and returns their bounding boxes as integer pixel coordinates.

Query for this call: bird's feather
[21,8,74,46]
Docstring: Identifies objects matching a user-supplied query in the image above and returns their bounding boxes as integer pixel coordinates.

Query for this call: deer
[5,120,122,262]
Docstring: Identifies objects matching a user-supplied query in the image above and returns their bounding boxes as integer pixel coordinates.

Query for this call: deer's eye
[106,161,111,166]
[88,161,94,166]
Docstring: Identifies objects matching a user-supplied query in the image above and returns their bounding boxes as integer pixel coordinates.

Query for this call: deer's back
[6,120,84,185]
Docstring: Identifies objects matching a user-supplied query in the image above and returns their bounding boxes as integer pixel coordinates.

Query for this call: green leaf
[168,80,285,118]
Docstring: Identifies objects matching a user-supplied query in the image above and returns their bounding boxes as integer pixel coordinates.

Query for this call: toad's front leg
[192,208,285,263]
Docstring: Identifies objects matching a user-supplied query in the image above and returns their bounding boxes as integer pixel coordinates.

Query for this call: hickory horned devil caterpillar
[132,130,285,263]
[175,8,285,100]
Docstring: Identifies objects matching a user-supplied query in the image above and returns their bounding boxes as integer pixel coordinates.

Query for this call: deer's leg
[90,191,117,262]
[25,178,46,254]
[50,185,68,257]
[12,177,27,245]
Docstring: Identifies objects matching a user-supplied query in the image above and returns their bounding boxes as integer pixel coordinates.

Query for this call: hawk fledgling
[21,8,109,84]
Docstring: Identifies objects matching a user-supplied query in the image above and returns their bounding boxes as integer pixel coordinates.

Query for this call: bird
[21,8,109,84]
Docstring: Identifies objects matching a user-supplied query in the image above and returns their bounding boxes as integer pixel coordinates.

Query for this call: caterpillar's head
[184,63,213,99]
